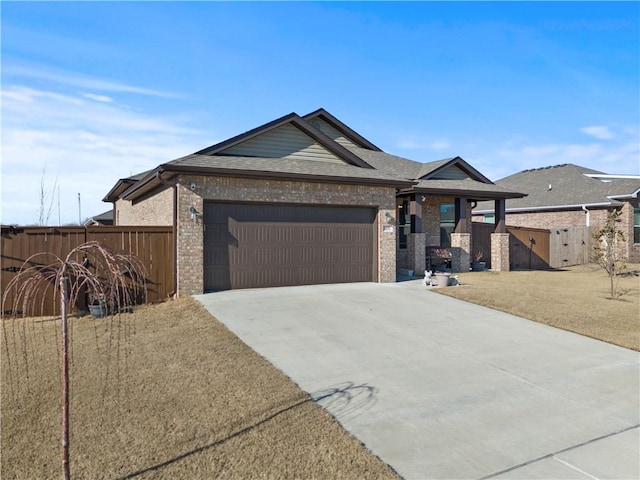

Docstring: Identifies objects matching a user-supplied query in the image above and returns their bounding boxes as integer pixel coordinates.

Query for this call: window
[398,199,410,249]
[634,208,640,244]
[440,204,455,247]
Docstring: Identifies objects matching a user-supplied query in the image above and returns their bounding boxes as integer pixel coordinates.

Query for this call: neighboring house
[104,109,524,295]
[83,209,114,226]
[473,163,640,263]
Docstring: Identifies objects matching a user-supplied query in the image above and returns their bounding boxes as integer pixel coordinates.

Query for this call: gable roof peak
[190,110,374,169]
[418,156,493,184]
[303,108,382,151]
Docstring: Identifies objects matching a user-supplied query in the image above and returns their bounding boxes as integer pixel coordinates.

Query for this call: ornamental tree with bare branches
[1,242,147,480]
[592,209,627,299]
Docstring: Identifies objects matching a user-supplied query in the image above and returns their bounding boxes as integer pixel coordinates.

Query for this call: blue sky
[2,1,639,225]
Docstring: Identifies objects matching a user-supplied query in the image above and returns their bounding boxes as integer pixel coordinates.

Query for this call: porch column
[454,197,468,233]
[407,233,426,275]
[491,233,510,271]
[491,199,509,271]
[407,194,426,275]
[451,232,471,273]
[495,198,506,233]
[451,197,470,272]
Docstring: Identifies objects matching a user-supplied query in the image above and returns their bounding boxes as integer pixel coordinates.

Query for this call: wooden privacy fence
[1,226,174,316]
[548,226,595,268]
[472,223,594,270]
[508,226,551,270]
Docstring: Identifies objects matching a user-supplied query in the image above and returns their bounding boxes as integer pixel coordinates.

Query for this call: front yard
[435,263,640,351]
[1,298,398,479]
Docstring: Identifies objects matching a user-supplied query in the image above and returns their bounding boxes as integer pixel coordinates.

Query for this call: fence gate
[508,226,550,270]
[548,226,593,268]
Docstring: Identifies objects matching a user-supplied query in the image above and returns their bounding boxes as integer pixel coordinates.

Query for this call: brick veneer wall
[503,208,611,230]
[422,195,450,246]
[620,200,640,263]
[174,175,397,295]
[115,187,173,225]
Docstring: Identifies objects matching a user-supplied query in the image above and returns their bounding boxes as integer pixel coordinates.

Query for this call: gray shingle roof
[413,178,526,198]
[166,154,411,183]
[106,108,528,202]
[343,146,424,179]
[474,163,640,212]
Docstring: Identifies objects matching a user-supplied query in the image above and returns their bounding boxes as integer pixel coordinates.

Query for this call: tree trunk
[60,273,70,480]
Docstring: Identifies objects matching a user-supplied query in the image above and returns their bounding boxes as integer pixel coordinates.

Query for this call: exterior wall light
[385,212,394,225]
[189,206,201,222]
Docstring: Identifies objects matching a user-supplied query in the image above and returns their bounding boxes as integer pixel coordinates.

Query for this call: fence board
[1,226,174,316]
[548,226,594,268]
[508,226,550,270]
[471,223,494,269]
[472,223,551,270]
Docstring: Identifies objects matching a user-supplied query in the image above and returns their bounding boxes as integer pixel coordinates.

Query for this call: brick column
[451,232,471,273]
[491,233,510,271]
[176,185,204,295]
[407,233,426,275]
[379,207,397,283]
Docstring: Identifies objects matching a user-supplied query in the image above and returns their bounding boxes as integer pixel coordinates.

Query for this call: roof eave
[400,186,526,200]
[103,178,138,202]
[473,201,622,214]
[122,164,414,201]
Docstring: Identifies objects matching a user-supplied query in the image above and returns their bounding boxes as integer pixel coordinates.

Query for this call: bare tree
[2,242,147,480]
[38,163,59,226]
[592,209,626,299]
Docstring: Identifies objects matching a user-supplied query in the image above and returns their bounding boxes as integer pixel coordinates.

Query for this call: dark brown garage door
[204,203,376,291]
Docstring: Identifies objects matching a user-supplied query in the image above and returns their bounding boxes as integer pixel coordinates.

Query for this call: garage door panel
[204,203,376,291]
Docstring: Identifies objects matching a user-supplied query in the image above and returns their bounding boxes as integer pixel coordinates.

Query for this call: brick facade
[117,175,398,295]
[116,187,173,226]
[502,208,610,230]
[620,200,640,263]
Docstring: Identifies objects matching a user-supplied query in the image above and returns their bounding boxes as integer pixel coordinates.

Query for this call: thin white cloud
[1,85,208,226]
[4,64,181,99]
[81,92,114,103]
[580,125,615,140]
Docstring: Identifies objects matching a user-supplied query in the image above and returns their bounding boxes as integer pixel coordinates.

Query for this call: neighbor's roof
[104,109,525,203]
[474,163,640,213]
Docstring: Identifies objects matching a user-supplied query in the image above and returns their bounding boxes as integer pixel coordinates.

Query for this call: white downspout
[582,205,590,226]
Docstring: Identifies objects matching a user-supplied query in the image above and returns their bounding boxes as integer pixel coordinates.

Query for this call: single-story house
[473,163,640,263]
[104,109,524,295]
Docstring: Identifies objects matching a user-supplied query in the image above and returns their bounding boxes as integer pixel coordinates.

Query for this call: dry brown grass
[1,297,398,479]
[436,263,640,351]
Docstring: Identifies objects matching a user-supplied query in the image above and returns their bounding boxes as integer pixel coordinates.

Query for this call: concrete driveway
[195,281,639,479]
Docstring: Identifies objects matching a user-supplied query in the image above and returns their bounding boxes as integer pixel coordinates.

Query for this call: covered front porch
[396,192,510,276]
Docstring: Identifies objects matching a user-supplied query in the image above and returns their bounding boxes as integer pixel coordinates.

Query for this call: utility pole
[77,193,81,225]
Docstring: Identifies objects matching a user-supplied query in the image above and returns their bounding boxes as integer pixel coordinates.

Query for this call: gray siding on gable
[221,124,346,164]
[308,118,361,150]
[432,165,469,180]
